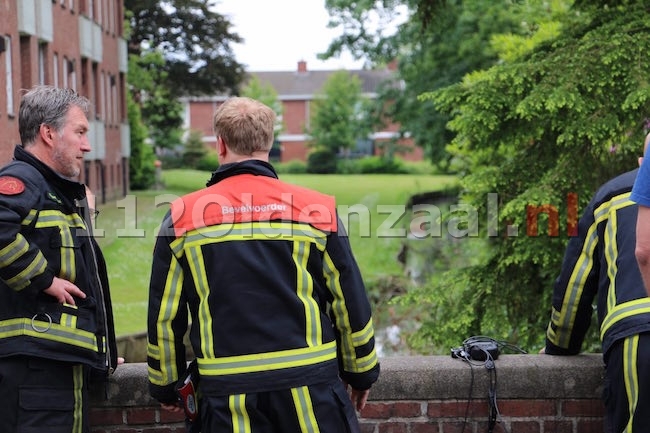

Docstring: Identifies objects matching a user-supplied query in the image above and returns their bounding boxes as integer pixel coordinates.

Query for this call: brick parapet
[90,354,605,433]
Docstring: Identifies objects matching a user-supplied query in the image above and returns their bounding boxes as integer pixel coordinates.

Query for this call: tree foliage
[127,90,156,190]
[324,0,561,168]
[308,70,371,155]
[127,51,184,152]
[323,0,650,353]
[411,2,650,352]
[125,0,245,97]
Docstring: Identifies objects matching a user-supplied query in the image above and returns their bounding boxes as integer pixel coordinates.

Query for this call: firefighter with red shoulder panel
[147,96,380,433]
[0,85,120,433]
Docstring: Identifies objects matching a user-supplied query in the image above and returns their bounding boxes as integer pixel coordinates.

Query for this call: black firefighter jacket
[147,160,380,403]
[546,168,650,357]
[0,145,118,375]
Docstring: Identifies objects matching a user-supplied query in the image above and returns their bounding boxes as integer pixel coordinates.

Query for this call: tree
[127,91,156,190]
[409,1,650,352]
[125,0,245,97]
[308,70,371,157]
[323,0,569,169]
[182,129,208,168]
[128,51,184,154]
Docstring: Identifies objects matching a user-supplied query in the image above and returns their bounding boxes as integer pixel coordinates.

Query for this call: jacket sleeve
[324,216,380,390]
[0,169,55,296]
[545,198,599,355]
[147,212,189,404]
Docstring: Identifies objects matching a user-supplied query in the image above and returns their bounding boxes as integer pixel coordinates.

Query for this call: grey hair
[19,85,91,146]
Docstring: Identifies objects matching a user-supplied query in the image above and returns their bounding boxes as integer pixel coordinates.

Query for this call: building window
[100,71,106,121]
[62,56,68,87]
[111,74,117,124]
[4,35,13,115]
[38,43,46,84]
[69,59,77,91]
[53,53,59,86]
[109,0,115,33]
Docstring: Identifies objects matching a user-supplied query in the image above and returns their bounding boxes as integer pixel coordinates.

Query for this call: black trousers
[603,333,650,433]
[198,380,360,433]
[0,355,88,433]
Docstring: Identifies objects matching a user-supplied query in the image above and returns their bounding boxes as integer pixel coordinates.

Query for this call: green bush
[159,152,184,169]
[307,149,338,174]
[337,156,410,174]
[182,130,208,168]
[360,156,409,174]
[196,150,219,172]
[274,160,307,174]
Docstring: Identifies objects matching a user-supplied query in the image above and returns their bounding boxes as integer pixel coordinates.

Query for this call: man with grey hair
[0,85,119,433]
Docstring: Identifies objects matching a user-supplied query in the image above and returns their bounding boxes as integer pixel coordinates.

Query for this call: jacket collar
[14,145,86,201]
[206,159,279,187]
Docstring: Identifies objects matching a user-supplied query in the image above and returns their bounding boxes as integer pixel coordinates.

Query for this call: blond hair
[213,97,275,155]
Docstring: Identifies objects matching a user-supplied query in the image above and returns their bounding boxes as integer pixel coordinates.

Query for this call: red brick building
[0,0,129,202]
[182,60,423,163]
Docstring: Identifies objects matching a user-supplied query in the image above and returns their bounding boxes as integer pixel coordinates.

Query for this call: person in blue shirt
[633,134,650,294]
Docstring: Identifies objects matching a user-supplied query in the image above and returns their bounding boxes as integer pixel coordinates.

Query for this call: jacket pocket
[38,296,97,329]
[18,387,75,433]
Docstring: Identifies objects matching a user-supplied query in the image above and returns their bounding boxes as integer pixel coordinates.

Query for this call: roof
[183,61,398,102]
[251,69,395,99]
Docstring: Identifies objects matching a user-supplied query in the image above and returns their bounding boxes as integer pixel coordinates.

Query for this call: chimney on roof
[297,60,307,73]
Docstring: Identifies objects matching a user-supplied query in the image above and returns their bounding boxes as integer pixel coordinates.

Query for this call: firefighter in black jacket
[544,136,650,432]
[147,96,380,433]
[0,85,119,433]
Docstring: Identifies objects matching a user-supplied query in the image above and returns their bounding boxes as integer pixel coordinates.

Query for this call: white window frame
[4,35,14,115]
[53,53,59,87]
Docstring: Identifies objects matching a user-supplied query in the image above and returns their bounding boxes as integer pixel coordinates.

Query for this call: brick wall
[90,354,605,433]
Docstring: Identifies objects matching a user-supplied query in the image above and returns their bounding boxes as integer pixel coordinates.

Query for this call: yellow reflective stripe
[553,193,631,348]
[352,319,375,347]
[0,318,98,351]
[61,313,77,328]
[323,251,356,369]
[61,305,78,328]
[155,256,185,385]
[356,350,379,372]
[623,335,639,433]
[197,341,337,376]
[292,386,320,433]
[600,298,650,340]
[186,245,215,358]
[0,234,49,291]
[229,394,251,433]
[35,210,85,282]
[546,307,560,343]
[4,249,48,290]
[21,209,38,226]
[351,320,379,373]
[148,365,164,384]
[603,200,622,312]
[147,342,160,360]
[0,233,30,265]
[177,222,327,250]
[294,241,321,347]
[36,210,85,228]
[72,365,84,433]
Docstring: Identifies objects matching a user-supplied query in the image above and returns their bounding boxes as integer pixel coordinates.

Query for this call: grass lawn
[96,169,457,337]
